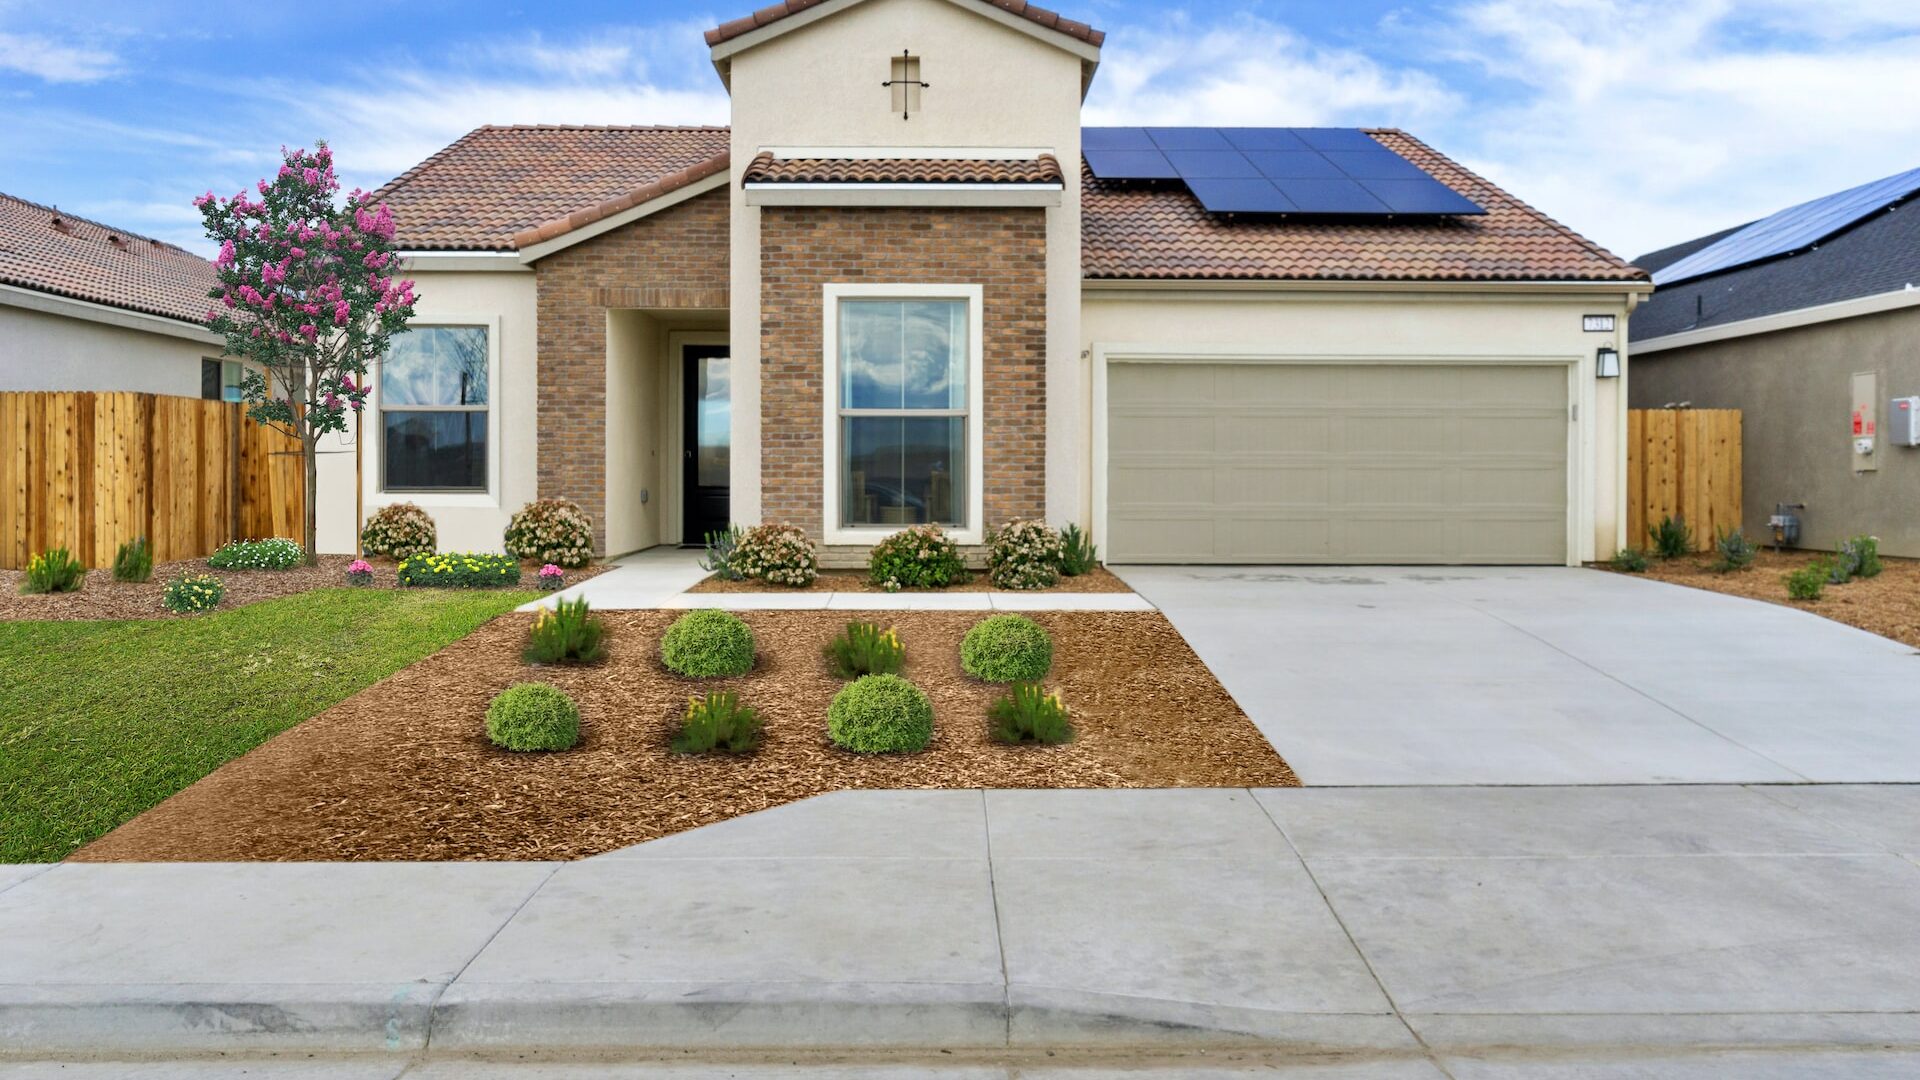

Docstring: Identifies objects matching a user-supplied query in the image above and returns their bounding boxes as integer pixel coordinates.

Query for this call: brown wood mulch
[0,556,611,622]
[1603,548,1920,650]
[74,609,1297,862]
[690,565,1135,593]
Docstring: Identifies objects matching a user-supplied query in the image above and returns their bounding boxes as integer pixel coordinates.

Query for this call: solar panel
[1653,165,1920,285]
[1080,127,1485,217]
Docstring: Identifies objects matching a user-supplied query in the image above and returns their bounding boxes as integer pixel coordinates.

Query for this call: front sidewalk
[5,785,1918,1066]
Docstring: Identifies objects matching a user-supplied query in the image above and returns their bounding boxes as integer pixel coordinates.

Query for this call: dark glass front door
[682,343,731,543]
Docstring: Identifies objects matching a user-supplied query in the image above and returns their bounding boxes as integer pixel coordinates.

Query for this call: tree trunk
[303,431,320,567]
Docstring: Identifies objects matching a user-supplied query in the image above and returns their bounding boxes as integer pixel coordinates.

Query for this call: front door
[682,343,731,543]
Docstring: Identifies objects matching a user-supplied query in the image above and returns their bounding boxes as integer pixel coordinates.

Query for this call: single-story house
[313,0,1651,565]
[0,192,235,399]
[1630,165,1920,555]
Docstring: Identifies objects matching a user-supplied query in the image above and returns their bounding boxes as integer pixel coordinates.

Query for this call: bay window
[380,325,489,492]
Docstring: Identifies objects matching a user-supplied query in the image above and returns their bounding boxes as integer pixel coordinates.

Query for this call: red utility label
[1854,410,1864,435]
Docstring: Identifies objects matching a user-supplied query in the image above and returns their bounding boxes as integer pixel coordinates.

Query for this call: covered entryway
[1100,359,1572,564]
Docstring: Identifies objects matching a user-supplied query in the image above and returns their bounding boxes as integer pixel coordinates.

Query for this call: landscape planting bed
[689,565,1135,593]
[1608,549,1920,649]
[76,609,1296,862]
[0,555,610,621]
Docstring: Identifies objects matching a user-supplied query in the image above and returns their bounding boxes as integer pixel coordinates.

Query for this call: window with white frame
[828,288,982,538]
[380,325,489,492]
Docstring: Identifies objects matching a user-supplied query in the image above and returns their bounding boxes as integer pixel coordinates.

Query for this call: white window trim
[367,314,503,509]
[821,283,985,546]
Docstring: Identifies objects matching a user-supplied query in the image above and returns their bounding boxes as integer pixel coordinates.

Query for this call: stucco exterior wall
[724,0,1087,528]
[1630,305,1920,556]
[1080,287,1638,563]
[0,303,214,395]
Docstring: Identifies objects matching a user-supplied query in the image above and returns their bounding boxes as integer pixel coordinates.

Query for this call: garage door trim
[1091,345,1586,566]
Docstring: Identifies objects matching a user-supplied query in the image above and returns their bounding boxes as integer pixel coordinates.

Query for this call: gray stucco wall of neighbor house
[1629,305,1920,557]
[0,305,211,396]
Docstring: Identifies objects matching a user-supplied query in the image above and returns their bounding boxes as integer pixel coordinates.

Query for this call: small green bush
[1711,528,1756,573]
[1784,561,1827,602]
[828,673,934,753]
[732,522,818,587]
[868,523,965,591]
[671,691,764,754]
[209,537,304,570]
[1610,547,1649,573]
[960,614,1053,683]
[162,573,223,613]
[823,620,904,679]
[361,502,437,560]
[1838,535,1882,581]
[660,608,755,677]
[485,683,581,751]
[397,552,522,588]
[988,682,1074,745]
[525,597,606,664]
[1058,523,1099,577]
[699,525,746,581]
[1649,515,1692,559]
[503,498,594,568]
[986,519,1064,590]
[21,547,84,594]
[111,537,153,583]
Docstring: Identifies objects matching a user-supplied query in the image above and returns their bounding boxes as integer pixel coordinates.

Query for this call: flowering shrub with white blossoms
[733,523,818,587]
[868,523,966,591]
[985,519,1064,591]
[504,498,594,569]
[361,502,436,560]
[208,537,305,571]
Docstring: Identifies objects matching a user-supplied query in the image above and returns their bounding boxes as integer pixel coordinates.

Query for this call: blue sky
[3,0,1917,260]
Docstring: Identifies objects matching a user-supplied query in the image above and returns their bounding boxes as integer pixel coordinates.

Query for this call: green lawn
[0,587,533,862]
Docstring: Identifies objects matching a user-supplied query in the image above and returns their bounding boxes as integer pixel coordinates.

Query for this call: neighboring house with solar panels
[309,0,1652,564]
[0,191,234,398]
[1631,166,1920,556]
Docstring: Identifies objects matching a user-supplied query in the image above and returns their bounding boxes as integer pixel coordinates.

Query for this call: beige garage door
[1105,361,1569,564]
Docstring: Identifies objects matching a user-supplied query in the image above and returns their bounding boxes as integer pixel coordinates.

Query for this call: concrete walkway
[5,786,1919,1071]
[521,547,1153,612]
[1119,565,1920,785]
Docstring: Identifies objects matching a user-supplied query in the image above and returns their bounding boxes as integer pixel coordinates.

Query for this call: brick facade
[533,189,729,552]
[759,205,1048,541]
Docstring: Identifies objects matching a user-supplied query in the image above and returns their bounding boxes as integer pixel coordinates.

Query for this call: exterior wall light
[1596,346,1620,379]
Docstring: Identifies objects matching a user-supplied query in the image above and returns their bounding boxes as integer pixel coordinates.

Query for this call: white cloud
[0,31,116,82]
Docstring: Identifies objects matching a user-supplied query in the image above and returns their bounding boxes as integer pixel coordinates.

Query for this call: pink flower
[214,239,236,269]
[302,168,319,186]
[298,323,318,340]
[333,301,351,326]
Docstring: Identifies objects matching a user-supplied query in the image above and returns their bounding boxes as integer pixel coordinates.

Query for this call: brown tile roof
[512,152,731,249]
[707,0,1103,49]
[372,125,731,251]
[0,191,218,325]
[1082,130,1649,283]
[743,152,1064,184]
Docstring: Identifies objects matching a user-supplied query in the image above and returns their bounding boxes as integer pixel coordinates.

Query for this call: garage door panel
[1106,361,1569,564]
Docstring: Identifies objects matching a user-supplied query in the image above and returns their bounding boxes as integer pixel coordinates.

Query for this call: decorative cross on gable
[881,50,928,120]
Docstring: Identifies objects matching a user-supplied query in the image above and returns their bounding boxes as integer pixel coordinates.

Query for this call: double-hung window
[825,284,984,544]
[380,325,489,492]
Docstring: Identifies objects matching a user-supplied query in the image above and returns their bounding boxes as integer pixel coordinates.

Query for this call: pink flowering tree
[196,142,418,565]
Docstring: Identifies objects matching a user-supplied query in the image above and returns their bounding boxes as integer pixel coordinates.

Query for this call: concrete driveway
[1118,565,1920,785]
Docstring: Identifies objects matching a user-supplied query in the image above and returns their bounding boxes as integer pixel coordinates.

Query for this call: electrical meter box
[1891,396,1920,447]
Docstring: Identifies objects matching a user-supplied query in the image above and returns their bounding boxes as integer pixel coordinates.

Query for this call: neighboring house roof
[1633,223,1746,277]
[0,191,218,325]
[705,0,1104,48]
[373,125,731,251]
[1631,177,1920,342]
[742,153,1064,184]
[1082,130,1646,283]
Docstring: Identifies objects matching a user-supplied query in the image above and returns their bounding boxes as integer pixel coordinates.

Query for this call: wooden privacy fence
[0,391,305,569]
[1628,408,1742,553]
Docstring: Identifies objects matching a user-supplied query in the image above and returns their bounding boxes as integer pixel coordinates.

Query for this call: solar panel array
[1083,127,1485,217]
[1654,164,1920,286]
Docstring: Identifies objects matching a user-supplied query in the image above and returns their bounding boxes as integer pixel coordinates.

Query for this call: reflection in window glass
[836,298,968,529]
[381,325,488,491]
[842,417,965,527]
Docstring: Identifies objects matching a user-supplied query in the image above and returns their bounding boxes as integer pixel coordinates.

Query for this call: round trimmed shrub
[660,608,756,677]
[828,673,934,753]
[733,522,818,587]
[985,519,1064,590]
[485,683,581,751]
[960,614,1053,682]
[503,498,594,568]
[868,524,965,590]
[361,502,437,560]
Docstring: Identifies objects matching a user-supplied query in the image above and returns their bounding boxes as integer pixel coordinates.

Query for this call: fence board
[0,391,305,570]
[1628,408,1741,553]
